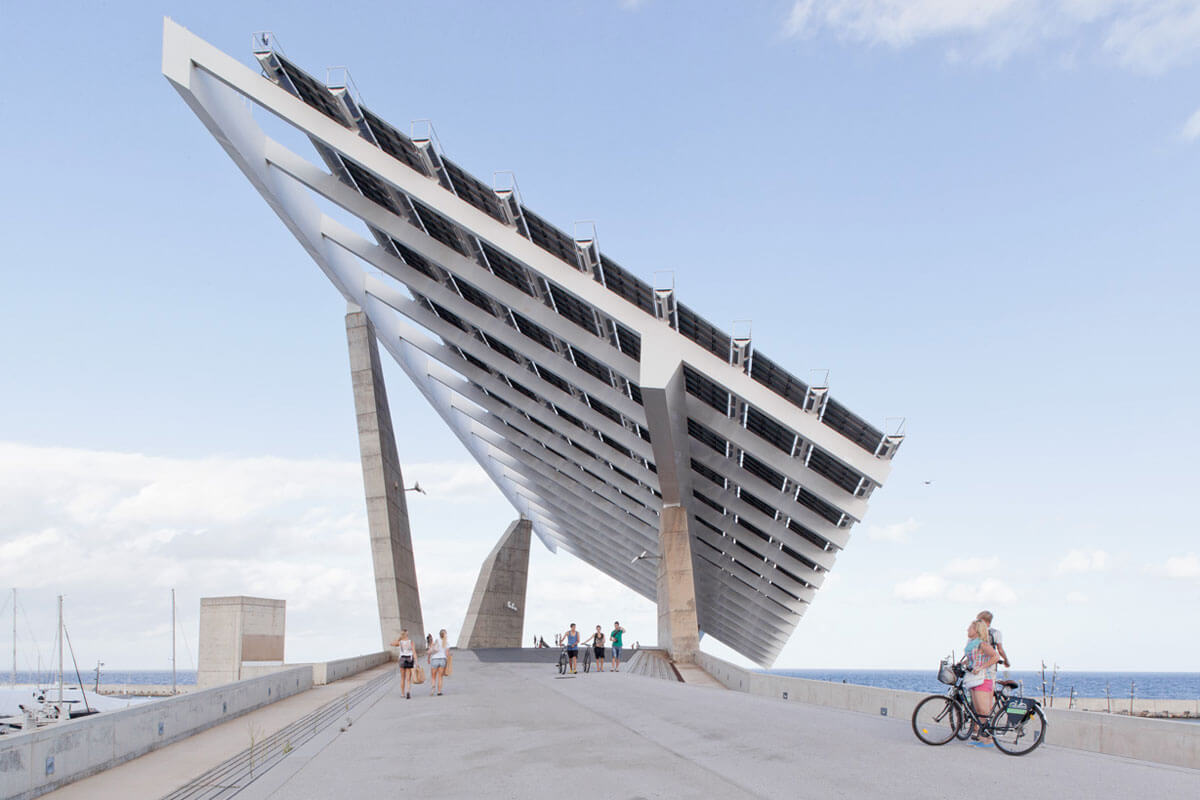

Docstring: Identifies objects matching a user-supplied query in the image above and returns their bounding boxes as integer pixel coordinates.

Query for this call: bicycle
[581,646,592,673]
[912,659,1047,756]
[556,646,569,675]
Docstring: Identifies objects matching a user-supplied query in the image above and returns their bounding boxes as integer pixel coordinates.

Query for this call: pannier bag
[1004,697,1035,725]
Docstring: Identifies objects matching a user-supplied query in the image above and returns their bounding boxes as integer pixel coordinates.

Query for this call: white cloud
[1162,553,1200,579]
[0,442,510,668]
[946,578,1017,605]
[1056,549,1111,574]
[945,556,999,575]
[894,572,947,600]
[1066,591,1089,604]
[783,1,1200,73]
[1182,108,1200,141]
[867,517,920,542]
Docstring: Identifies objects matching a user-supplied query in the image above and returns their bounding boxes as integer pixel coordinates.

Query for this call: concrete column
[346,308,425,652]
[458,518,532,649]
[639,339,701,664]
[657,505,701,663]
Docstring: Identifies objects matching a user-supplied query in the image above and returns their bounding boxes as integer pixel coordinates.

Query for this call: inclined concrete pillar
[346,307,425,652]
[458,518,532,648]
[639,341,701,664]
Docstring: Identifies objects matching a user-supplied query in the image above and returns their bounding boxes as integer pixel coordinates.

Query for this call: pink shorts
[974,679,994,694]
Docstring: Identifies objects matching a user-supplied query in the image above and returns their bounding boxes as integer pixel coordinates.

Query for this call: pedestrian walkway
[234,652,1197,800]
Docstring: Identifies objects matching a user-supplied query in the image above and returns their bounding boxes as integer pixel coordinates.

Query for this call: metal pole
[171,589,177,696]
[11,588,15,687]
[57,595,64,710]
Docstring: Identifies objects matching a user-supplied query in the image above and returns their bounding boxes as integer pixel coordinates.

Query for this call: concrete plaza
[228,652,1195,800]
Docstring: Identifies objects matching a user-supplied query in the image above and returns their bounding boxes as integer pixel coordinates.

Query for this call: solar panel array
[248,47,900,665]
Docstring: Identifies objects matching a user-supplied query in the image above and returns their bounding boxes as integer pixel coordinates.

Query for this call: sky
[0,1,1197,675]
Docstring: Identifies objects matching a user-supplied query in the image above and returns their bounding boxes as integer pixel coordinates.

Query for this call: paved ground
[237,652,1198,800]
[41,663,394,800]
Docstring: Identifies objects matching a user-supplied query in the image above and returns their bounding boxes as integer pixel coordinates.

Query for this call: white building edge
[162,19,903,667]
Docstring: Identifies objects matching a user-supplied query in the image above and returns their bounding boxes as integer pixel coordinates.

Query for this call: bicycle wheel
[992,704,1047,756]
[557,653,567,674]
[912,696,962,745]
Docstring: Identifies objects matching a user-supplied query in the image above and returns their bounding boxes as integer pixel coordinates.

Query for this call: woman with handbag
[389,629,416,700]
[963,619,1001,747]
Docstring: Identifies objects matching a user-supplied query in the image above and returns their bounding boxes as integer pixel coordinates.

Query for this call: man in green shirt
[610,622,625,672]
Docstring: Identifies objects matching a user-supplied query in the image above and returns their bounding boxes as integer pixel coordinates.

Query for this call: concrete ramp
[622,649,680,682]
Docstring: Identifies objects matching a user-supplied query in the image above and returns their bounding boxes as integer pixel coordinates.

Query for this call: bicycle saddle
[997,680,1018,689]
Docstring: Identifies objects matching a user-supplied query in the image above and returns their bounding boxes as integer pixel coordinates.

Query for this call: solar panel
[744,406,795,455]
[521,208,580,267]
[677,303,731,362]
[548,284,599,335]
[597,258,656,314]
[452,278,497,316]
[481,243,537,296]
[821,398,883,454]
[740,452,787,491]
[341,159,402,214]
[511,312,556,351]
[748,352,809,406]
[796,486,842,526]
[738,488,779,520]
[807,447,863,494]
[391,239,439,279]
[687,418,728,456]
[274,57,346,124]
[570,346,613,385]
[361,109,430,175]
[409,198,470,256]
[612,321,642,361]
[683,365,730,414]
[442,157,507,223]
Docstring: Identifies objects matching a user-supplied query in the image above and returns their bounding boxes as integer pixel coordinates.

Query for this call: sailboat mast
[171,589,177,696]
[57,595,64,707]
[11,588,15,687]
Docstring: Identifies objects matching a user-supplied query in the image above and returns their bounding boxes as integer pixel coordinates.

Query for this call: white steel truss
[162,19,903,665]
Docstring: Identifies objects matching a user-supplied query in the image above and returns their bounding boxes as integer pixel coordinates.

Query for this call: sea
[4,670,197,687]
[764,669,1200,701]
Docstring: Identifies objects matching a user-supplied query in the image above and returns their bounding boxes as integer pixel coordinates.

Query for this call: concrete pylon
[346,307,424,652]
[458,518,532,649]
[639,343,701,664]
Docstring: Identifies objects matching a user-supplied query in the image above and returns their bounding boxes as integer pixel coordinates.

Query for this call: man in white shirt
[977,610,1010,674]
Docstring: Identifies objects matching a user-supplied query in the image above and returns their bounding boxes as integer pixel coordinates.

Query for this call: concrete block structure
[164,21,904,666]
[346,308,425,652]
[197,596,285,687]
[458,519,531,648]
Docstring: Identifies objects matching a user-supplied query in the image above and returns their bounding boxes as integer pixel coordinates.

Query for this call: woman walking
[586,625,606,672]
[428,628,449,696]
[390,629,416,699]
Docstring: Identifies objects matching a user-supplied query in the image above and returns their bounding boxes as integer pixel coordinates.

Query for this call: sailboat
[0,594,99,734]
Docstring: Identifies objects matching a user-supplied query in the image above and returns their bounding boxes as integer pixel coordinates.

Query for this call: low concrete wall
[0,665,312,800]
[237,651,391,686]
[313,651,390,685]
[696,653,1200,770]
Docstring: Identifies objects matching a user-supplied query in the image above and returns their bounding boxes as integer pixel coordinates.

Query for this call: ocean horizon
[764,668,1200,700]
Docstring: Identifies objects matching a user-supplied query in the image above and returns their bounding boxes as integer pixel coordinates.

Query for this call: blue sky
[0,1,1197,672]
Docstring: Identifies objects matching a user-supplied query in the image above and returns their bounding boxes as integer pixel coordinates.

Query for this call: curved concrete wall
[697,652,1199,770]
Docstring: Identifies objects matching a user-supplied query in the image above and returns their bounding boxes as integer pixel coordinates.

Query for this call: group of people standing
[559,621,625,674]
[961,609,1010,748]
[390,628,452,699]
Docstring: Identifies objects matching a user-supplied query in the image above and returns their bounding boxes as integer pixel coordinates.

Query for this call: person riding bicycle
[560,623,583,674]
[963,619,1002,747]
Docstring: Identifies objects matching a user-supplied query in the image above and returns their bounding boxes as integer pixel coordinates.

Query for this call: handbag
[962,669,985,690]
[412,663,425,684]
[444,651,453,677]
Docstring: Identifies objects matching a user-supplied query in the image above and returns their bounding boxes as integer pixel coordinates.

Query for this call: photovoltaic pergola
[163,21,903,666]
